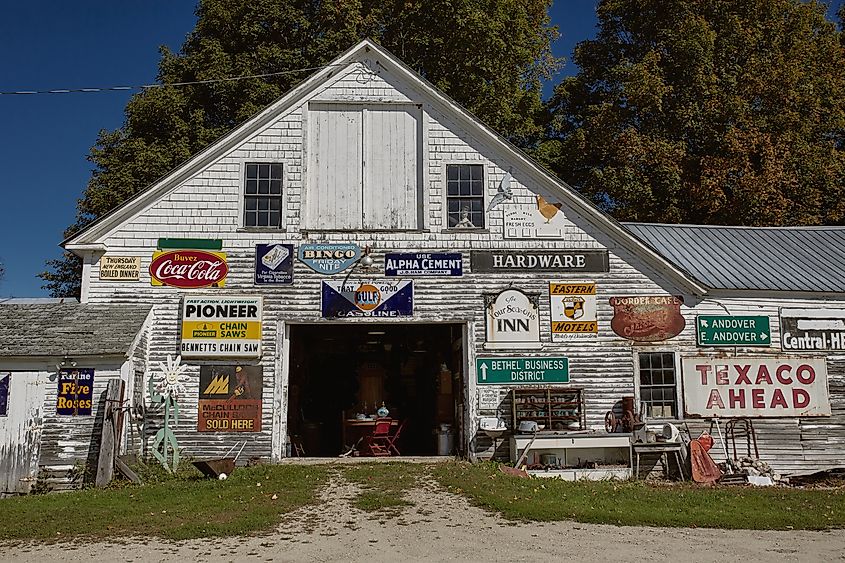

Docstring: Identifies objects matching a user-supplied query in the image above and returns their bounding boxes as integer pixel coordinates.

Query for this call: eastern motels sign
[470,250,609,273]
[181,296,263,358]
[198,365,262,432]
[484,288,541,349]
[681,357,831,417]
[549,282,598,334]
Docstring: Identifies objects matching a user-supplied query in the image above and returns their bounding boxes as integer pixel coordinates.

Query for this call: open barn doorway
[286,323,465,457]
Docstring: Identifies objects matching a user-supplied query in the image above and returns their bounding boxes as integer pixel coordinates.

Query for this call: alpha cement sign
[682,357,830,417]
[780,309,845,351]
[384,253,462,276]
[484,288,541,349]
[181,296,263,358]
[471,250,609,273]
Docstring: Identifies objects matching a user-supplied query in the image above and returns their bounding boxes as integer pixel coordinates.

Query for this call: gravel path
[3,471,843,562]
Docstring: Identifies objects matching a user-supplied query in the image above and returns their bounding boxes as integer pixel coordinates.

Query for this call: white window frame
[441,161,490,231]
[0,371,9,417]
[237,160,287,230]
[633,349,684,420]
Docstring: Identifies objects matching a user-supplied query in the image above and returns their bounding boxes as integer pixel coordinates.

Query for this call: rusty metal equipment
[725,418,759,460]
[604,396,642,433]
[192,442,246,479]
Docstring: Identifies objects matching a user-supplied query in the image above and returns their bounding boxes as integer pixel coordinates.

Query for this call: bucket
[436,424,454,455]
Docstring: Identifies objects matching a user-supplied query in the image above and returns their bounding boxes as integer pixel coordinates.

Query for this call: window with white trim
[446,164,485,229]
[243,162,283,227]
[637,352,678,418]
[0,372,9,416]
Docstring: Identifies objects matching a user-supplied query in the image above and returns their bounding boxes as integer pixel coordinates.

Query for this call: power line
[0,64,346,97]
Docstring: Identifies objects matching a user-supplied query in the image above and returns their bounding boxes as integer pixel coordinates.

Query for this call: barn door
[0,372,48,494]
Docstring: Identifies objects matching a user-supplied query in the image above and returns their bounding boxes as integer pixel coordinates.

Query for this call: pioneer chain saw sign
[181,296,262,358]
[150,249,228,288]
[321,280,413,318]
[682,357,831,417]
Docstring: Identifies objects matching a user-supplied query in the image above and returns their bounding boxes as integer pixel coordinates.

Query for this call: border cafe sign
[682,357,830,417]
[181,296,262,358]
[484,288,540,349]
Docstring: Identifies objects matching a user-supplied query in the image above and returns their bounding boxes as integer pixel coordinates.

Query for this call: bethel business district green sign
[476,357,569,385]
[696,315,771,347]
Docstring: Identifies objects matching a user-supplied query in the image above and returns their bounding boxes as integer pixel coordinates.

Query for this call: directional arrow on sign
[479,362,488,381]
[761,333,769,340]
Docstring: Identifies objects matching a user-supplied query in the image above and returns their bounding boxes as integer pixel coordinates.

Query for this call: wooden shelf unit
[510,388,585,431]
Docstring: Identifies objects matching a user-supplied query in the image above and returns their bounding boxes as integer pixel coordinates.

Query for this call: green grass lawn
[432,461,845,530]
[0,463,328,542]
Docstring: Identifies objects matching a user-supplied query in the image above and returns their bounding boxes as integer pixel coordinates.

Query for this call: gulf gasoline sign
[181,296,262,358]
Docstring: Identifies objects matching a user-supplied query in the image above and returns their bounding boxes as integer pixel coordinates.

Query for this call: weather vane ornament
[148,354,189,473]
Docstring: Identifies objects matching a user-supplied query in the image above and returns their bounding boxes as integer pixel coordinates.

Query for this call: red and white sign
[682,357,830,417]
[149,250,228,288]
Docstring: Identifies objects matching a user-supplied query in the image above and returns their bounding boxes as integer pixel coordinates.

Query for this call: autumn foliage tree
[41,0,559,297]
[540,0,845,226]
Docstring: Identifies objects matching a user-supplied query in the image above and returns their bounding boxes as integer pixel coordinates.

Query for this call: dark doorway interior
[287,323,464,457]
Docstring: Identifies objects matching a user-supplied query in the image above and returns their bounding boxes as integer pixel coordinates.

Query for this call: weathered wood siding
[77,56,845,473]
[0,371,47,494]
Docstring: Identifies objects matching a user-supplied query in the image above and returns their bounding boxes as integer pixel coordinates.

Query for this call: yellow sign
[180,296,263,358]
[550,282,598,334]
[99,256,140,281]
[181,321,262,340]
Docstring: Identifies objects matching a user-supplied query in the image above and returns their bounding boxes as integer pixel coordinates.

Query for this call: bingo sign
[149,249,228,288]
[181,296,263,358]
[255,244,294,285]
[299,243,360,274]
[198,365,262,432]
[682,357,831,417]
[321,280,413,318]
[57,368,94,416]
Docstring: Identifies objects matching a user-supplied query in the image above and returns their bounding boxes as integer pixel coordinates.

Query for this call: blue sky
[0,1,839,298]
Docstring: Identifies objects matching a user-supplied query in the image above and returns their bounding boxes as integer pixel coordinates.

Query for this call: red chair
[365,418,393,456]
[385,419,407,456]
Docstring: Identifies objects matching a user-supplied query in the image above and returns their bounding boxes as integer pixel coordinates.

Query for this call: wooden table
[632,442,686,481]
[342,418,398,453]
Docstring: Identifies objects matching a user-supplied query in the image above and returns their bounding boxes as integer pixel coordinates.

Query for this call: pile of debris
[718,457,787,486]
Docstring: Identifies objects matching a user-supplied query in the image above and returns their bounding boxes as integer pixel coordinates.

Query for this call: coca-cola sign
[150,250,228,288]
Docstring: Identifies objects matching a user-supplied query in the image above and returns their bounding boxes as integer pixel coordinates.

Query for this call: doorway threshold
[277,456,456,465]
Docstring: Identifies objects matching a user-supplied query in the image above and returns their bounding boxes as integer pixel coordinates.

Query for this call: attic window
[446,164,485,228]
[244,163,283,228]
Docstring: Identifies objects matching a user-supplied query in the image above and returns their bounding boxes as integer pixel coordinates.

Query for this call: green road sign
[476,357,569,385]
[696,315,771,347]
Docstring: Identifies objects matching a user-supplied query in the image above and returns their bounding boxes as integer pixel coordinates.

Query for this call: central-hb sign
[682,356,830,417]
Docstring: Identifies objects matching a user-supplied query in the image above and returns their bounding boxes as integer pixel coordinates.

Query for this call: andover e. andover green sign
[476,357,569,385]
[696,315,771,347]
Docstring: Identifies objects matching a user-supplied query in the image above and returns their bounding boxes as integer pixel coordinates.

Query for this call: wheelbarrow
[192,442,247,480]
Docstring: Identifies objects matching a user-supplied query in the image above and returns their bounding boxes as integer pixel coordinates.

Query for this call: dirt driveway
[3,474,843,562]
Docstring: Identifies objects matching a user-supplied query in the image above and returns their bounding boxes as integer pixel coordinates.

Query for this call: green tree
[540,0,845,225]
[42,0,559,297]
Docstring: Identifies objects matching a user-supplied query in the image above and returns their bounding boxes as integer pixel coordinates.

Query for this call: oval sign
[298,244,360,275]
[609,296,685,342]
[149,250,229,288]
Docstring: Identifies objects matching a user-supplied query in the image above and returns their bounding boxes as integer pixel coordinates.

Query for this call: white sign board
[181,296,263,358]
[682,357,830,417]
[99,256,140,281]
[484,289,541,350]
[478,388,502,410]
[503,199,572,239]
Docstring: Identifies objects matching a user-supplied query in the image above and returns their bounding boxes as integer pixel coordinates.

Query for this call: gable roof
[625,223,845,295]
[64,40,707,296]
[0,302,152,358]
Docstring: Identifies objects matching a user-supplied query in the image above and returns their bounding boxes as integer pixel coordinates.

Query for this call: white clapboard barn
[13,38,835,484]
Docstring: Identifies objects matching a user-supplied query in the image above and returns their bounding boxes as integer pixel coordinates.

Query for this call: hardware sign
[255,244,294,285]
[150,249,228,288]
[57,368,94,416]
[384,252,462,276]
[299,243,360,274]
[321,280,413,318]
[471,250,609,273]
[696,315,771,347]
[476,357,569,385]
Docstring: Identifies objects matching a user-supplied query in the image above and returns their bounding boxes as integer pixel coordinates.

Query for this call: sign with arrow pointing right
[696,315,771,347]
